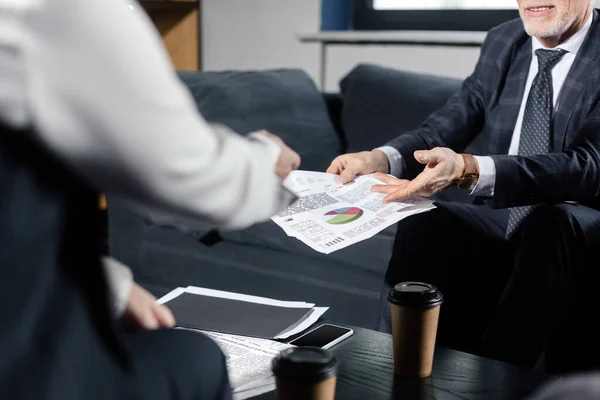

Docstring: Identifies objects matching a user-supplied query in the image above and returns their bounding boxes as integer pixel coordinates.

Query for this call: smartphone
[288,323,353,349]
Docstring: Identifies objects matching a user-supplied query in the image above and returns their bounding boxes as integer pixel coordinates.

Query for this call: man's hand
[257,130,301,179]
[370,147,465,203]
[122,282,175,331]
[326,150,390,183]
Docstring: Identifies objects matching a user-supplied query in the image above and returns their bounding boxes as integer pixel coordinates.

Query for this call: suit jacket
[387,10,600,210]
[0,121,132,399]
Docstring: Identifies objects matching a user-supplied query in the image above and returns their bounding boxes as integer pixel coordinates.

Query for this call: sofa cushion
[178,69,341,172]
[339,64,463,153]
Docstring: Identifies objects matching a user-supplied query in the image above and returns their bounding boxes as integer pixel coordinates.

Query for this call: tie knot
[535,48,567,73]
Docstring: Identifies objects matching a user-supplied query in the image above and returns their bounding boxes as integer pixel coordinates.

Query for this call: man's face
[517,0,591,39]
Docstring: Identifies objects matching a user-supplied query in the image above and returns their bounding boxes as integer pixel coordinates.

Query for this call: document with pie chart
[325,207,364,225]
[271,171,436,254]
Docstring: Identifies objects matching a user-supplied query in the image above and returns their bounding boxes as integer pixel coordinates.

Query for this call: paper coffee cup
[272,346,338,400]
[388,281,443,378]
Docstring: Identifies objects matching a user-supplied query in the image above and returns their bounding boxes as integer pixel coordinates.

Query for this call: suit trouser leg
[481,203,600,372]
[382,201,512,354]
[127,329,232,400]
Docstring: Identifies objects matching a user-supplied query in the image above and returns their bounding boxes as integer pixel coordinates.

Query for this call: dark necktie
[506,48,567,238]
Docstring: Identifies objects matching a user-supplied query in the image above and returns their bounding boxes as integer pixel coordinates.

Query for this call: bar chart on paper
[324,207,364,225]
[325,237,345,247]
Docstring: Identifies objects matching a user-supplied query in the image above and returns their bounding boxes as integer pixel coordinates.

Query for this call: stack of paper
[158,286,328,339]
[158,287,327,399]
[199,331,286,400]
[273,170,436,254]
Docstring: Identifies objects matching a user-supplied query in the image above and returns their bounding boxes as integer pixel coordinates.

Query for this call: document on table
[158,286,329,339]
[179,329,288,400]
[273,170,436,254]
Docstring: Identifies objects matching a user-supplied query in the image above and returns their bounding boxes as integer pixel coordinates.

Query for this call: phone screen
[290,324,352,348]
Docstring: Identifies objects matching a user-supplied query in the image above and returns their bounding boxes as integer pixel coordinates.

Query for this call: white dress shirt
[0,0,296,315]
[377,12,593,196]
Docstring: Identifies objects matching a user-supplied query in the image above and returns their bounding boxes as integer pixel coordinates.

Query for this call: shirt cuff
[101,256,134,317]
[374,146,404,177]
[471,156,496,197]
[246,131,283,165]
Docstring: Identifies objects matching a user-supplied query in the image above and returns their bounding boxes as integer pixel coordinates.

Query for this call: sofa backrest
[338,63,465,153]
[177,69,341,173]
[177,65,480,172]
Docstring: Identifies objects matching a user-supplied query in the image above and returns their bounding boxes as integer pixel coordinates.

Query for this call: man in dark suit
[327,0,600,373]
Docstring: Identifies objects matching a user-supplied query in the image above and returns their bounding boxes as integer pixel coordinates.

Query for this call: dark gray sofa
[107,64,463,330]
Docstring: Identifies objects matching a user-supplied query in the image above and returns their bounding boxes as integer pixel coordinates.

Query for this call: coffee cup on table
[388,281,443,378]
[272,346,339,400]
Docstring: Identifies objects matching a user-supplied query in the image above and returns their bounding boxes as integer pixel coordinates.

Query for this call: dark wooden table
[254,325,552,400]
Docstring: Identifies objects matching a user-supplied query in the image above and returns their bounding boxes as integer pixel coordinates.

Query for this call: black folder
[164,292,313,339]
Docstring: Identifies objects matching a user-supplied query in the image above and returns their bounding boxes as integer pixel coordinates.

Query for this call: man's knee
[521,203,579,239]
[514,204,587,298]
[192,332,225,364]
[128,329,231,400]
[176,331,227,372]
[167,330,230,398]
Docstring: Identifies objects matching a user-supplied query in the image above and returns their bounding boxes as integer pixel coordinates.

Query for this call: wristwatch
[454,154,479,190]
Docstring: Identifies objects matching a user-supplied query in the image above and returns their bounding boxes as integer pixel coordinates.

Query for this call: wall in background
[202,0,321,81]
[203,0,600,92]
[324,45,479,91]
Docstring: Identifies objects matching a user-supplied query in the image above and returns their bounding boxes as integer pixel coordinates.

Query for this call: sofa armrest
[322,93,347,154]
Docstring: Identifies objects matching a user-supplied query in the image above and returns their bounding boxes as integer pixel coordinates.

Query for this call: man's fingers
[414,148,443,165]
[383,185,418,203]
[154,304,176,328]
[137,307,159,330]
[326,165,340,174]
[326,159,342,174]
[290,151,301,170]
[328,153,372,183]
[373,172,407,185]
[338,167,357,184]
[371,173,410,194]
[383,173,429,203]
[370,184,398,195]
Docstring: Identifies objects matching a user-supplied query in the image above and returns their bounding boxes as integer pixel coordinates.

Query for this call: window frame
[352,0,520,32]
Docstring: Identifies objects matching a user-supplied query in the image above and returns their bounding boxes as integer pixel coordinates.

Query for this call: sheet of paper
[233,376,276,400]
[184,286,315,309]
[190,329,291,396]
[272,171,436,254]
[283,170,342,197]
[156,287,185,304]
[275,307,329,339]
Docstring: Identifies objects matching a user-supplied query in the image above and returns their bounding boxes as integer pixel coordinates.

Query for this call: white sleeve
[375,146,405,177]
[23,0,296,231]
[102,257,133,318]
[471,156,496,197]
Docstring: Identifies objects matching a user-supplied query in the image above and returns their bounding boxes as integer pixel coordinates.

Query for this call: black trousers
[126,329,232,400]
[380,201,600,374]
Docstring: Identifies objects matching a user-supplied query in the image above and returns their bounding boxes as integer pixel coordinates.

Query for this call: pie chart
[325,207,364,225]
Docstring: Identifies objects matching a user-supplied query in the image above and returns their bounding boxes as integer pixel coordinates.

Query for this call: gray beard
[523,16,572,40]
